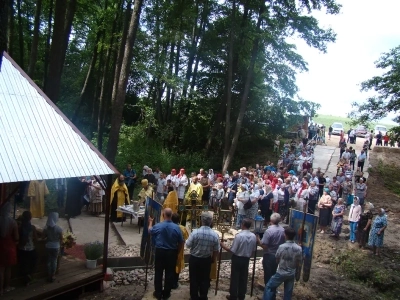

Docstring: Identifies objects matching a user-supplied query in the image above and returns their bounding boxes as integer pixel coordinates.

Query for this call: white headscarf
[0,202,13,238]
[46,212,59,228]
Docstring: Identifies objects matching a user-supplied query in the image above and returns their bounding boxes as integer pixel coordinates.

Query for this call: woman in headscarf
[0,202,18,295]
[295,181,309,212]
[330,198,346,239]
[278,179,291,222]
[18,211,38,285]
[355,178,367,206]
[245,184,260,227]
[43,212,63,282]
[273,178,284,213]
[89,177,104,216]
[348,197,362,243]
[318,189,332,233]
[357,202,374,249]
[368,208,388,256]
[307,181,319,214]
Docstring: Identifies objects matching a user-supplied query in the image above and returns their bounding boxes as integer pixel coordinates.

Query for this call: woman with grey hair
[245,184,260,225]
[0,202,19,295]
[368,208,387,256]
[355,178,367,206]
[330,198,346,239]
[357,202,373,249]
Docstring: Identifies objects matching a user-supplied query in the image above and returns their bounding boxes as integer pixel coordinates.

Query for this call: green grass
[312,114,394,132]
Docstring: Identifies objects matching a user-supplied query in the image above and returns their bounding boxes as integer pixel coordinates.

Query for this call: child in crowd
[43,212,63,283]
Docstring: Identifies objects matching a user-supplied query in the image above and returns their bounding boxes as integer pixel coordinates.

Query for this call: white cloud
[293,0,400,122]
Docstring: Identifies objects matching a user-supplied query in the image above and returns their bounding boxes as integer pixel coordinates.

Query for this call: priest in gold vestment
[28,180,49,218]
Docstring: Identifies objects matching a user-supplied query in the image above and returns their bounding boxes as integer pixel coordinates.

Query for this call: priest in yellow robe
[110,175,129,222]
[138,179,154,204]
[161,190,178,222]
[184,177,203,204]
[28,180,49,218]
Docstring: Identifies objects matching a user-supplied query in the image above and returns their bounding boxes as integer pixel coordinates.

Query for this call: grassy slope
[312,114,394,132]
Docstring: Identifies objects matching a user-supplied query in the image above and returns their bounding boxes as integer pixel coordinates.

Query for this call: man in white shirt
[341,148,351,161]
[166,169,178,186]
[220,219,257,300]
[156,173,167,201]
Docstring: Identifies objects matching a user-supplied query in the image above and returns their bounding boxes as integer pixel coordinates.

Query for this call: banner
[140,196,162,265]
[289,209,319,282]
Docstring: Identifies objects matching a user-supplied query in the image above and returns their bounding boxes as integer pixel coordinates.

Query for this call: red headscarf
[297,182,308,198]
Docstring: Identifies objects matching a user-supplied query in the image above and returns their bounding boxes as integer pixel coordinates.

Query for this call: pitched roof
[0,52,118,183]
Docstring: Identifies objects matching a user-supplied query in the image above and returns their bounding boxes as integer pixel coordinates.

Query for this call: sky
[293,0,400,124]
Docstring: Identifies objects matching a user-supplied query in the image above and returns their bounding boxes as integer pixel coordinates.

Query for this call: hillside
[312,114,394,131]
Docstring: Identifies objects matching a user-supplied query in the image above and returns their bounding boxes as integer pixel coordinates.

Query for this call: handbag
[243,199,253,210]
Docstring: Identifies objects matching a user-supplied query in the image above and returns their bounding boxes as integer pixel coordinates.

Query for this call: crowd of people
[0,124,391,298]
[0,204,64,295]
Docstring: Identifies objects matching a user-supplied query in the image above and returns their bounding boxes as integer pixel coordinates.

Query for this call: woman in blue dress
[368,208,388,256]
[330,198,346,239]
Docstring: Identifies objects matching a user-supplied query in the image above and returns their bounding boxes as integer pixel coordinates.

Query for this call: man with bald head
[149,208,184,299]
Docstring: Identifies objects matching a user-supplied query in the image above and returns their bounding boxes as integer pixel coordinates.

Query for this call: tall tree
[16,0,23,67]
[222,1,264,172]
[351,45,400,125]
[106,0,144,163]
[45,0,76,103]
[0,0,8,68]
[27,0,42,77]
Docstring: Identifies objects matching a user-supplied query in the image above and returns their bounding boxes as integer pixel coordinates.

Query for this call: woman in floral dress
[331,198,346,239]
[368,208,388,256]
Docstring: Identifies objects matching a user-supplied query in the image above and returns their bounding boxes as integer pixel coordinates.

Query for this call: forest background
[0,0,342,173]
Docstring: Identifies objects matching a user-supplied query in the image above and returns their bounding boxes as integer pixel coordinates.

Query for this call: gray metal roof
[0,53,118,183]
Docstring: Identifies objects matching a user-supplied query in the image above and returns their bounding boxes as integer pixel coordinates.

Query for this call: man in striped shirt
[186,211,220,300]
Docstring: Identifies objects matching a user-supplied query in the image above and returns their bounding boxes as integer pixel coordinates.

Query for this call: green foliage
[371,159,400,196]
[331,249,400,295]
[350,45,400,125]
[114,124,214,173]
[84,241,104,260]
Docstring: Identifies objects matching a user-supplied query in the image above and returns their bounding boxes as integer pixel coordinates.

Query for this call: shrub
[84,241,104,260]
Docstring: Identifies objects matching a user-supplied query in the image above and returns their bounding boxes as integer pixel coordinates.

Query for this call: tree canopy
[2,0,341,171]
[351,45,400,125]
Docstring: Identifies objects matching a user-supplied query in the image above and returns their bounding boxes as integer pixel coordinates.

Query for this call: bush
[84,241,104,260]
[113,125,212,174]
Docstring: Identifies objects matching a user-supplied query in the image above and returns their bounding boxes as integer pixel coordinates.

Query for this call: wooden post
[102,174,113,275]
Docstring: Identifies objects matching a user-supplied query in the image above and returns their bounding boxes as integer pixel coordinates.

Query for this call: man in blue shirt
[123,164,137,200]
[149,208,184,300]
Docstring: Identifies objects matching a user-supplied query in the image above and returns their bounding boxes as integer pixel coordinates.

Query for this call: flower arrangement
[84,241,104,260]
[61,231,77,249]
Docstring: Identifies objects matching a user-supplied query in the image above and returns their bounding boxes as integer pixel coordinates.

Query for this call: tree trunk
[97,0,124,152]
[71,31,101,123]
[106,0,144,164]
[0,0,8,68]
[181,0,199,99]
[5,0,14,58]
[45,0,76,103]
[222,0,235,163]
[43,0,53,89]
[16,0,23,68]
[109,0,131,115]
[27,0,42,77]
[222,3,264,172]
